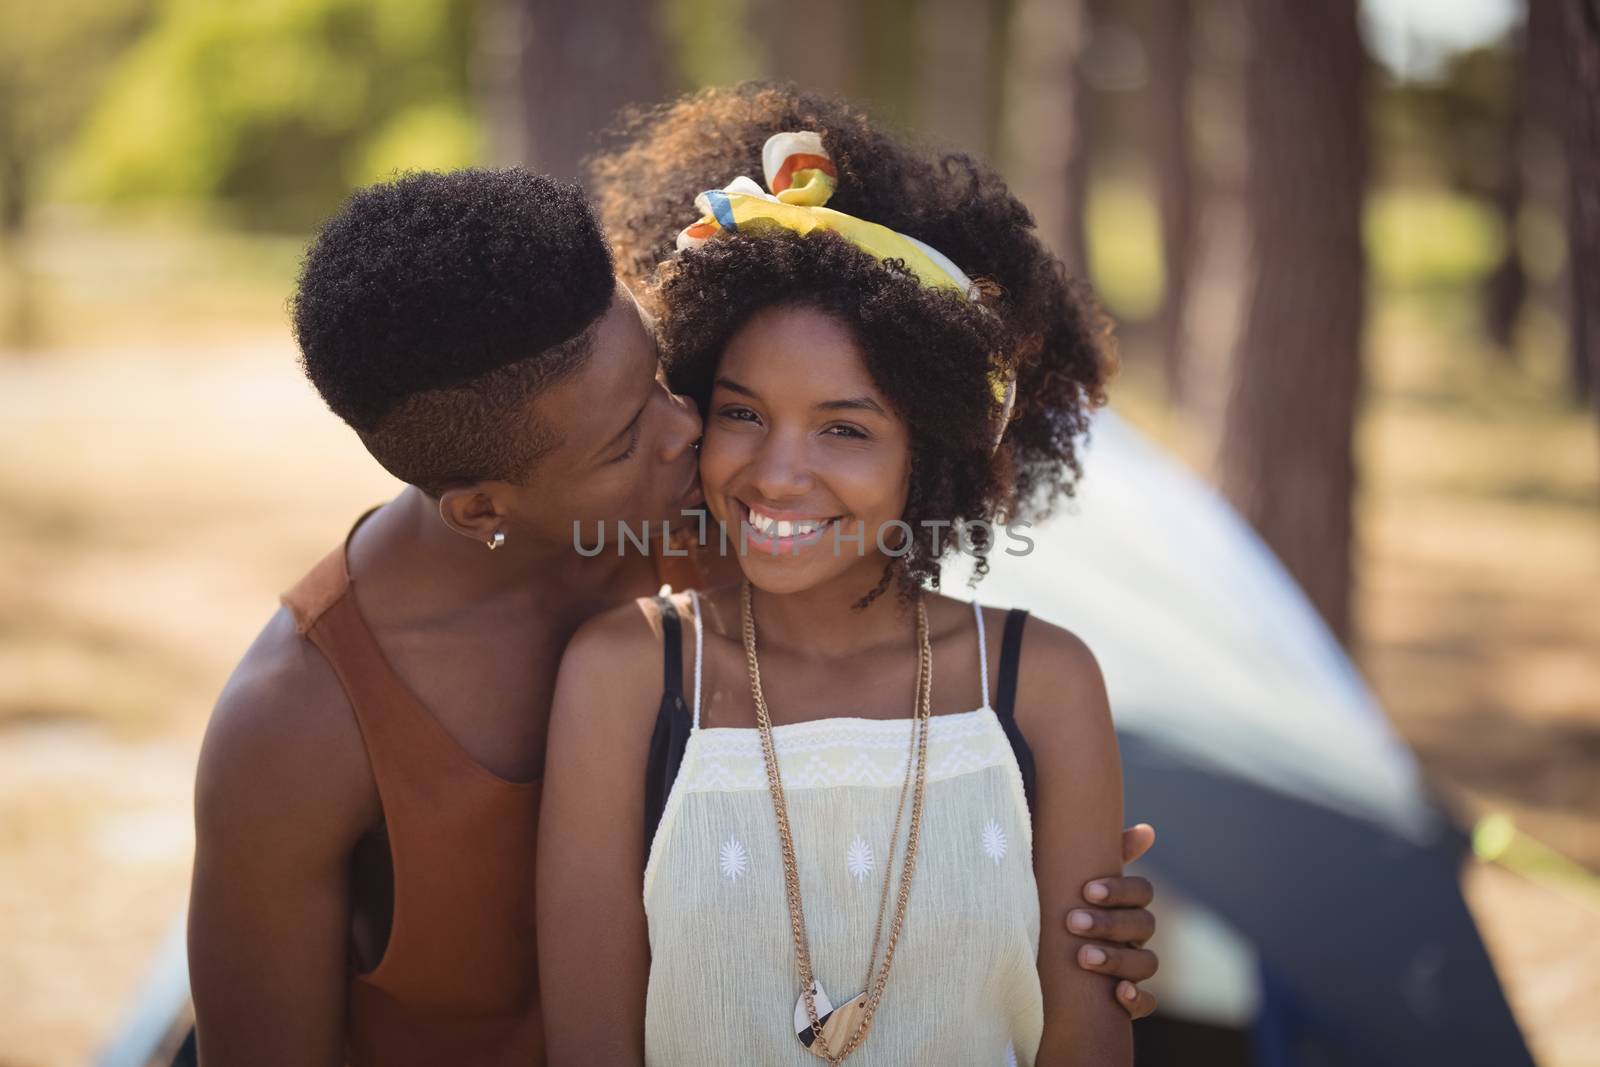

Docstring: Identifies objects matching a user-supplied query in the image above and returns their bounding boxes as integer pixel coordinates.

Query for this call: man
[188,168,1157,1066]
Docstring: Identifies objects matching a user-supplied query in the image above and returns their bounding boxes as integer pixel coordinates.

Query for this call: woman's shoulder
[987,608,1112,747]
[555,592,692,706]
[564,590,691,659]
[1011,613,1101,682]
[928,596,1101,684]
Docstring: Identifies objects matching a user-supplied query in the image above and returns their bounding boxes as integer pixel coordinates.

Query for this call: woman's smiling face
[699,304,912,595]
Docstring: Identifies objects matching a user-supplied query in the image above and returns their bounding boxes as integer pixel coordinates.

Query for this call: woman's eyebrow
[713,375,760,399]
[716,376,884,415]
[816,396,886,415]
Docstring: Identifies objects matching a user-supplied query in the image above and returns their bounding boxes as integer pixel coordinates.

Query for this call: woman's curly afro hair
[592,82,1116,597]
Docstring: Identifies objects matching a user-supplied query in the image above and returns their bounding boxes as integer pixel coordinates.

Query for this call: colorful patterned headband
[676,132,1018,450]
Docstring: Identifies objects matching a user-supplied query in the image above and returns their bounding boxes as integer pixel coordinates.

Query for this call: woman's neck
[743,560,918,661]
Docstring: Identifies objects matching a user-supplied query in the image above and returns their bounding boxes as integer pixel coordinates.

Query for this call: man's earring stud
[487,529,506,551]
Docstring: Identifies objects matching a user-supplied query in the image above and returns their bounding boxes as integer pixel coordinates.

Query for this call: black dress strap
[993,608,1037,816]
[658,594,683,696]
[644,596,694,859]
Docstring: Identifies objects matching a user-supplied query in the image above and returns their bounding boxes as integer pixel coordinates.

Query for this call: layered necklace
[740,580,933,1065]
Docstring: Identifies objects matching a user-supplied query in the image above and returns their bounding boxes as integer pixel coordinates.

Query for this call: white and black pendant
[795,980,870,1059]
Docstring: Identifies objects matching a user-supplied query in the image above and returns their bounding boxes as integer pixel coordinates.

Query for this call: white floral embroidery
[982,819,1008,865]
[846,836,874,884]
[719,837,749,881]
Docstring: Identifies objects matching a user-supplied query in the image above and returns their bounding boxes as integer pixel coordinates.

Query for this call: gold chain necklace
[740,580,933,1065]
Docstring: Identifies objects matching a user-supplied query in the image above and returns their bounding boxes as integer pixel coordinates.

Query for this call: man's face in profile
[499,287,705,549]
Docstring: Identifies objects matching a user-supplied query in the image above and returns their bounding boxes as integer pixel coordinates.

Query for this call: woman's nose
[748,433,814,499]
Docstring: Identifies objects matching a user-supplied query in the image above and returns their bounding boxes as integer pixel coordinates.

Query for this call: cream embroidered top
[642,594,1043,1066]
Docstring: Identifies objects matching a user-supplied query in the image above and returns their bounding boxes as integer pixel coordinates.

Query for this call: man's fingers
[1076,943,1159,982]
[1081,874,1154,910]
[1068,905,1156,947]
[1118,981,1158,1020]
[1120,823,1156,865]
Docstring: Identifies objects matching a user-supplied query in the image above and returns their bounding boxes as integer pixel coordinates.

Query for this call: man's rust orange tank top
[282,545,545,1067]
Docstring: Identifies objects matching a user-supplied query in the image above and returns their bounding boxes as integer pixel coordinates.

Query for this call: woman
[537,103,1129,1065]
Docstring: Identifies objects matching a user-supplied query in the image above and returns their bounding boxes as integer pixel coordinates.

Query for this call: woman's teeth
[746,506,831,538]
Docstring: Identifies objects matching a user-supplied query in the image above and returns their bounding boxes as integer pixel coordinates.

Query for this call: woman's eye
[717,406,760,424]
[824,424,868,439]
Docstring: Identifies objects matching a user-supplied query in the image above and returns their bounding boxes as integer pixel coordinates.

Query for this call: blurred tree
[0,0,150,348]
[1482,8,1532,352]
[1175,0,1251,463]
[1220,0,1366,643]
[751,0,860,101]
[67,0,480,229]
[1142,0,1195,401]
[514,0,667,182]
[1481,0,1568,355]
[916,0,1003,159]
[1563,0,1600,407]
[1001,0,1091,275]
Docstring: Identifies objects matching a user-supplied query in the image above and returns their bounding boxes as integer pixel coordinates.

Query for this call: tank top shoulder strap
[990,607,1037,817]
[644,592,700,857]
[971,601,992,708]
[281,504,378,635]
[282,544,351,635]
[278,516,461,794]
[657,593,684,697]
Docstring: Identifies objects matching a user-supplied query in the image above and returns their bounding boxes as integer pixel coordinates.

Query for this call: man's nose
[658,387,702,462]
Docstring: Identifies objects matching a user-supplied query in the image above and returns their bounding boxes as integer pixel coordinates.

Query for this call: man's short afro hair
[291,168,615,492]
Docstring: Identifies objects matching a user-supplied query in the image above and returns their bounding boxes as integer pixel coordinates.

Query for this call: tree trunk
[1482,9,1531,353]
[1001,0,1092,275]
[750,0,861,99]
[515,0,668,183]
[1176,0,1250,467]
[917,0,1001,158]
[477,0,529,168]
[1564,0,1600,407]
[1219,0,1367,644]
[1145,0,1196,402]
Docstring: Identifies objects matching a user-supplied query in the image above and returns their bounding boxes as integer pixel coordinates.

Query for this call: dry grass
[0,217,1595,1066]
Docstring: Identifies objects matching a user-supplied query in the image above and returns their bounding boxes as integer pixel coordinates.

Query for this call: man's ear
[437,485,506,546]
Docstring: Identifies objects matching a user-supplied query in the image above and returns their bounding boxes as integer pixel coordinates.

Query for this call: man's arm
[189,609,379,1067]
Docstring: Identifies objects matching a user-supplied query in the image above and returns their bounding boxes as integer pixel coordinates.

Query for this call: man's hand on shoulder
[189,608,377,1067]
[1068,824,1159,1019]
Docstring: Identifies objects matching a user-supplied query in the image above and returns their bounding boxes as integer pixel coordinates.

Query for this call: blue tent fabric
[1124,734,1530,1067]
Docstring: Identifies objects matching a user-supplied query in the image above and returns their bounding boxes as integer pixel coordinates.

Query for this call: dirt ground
[0,227,1596,1066]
